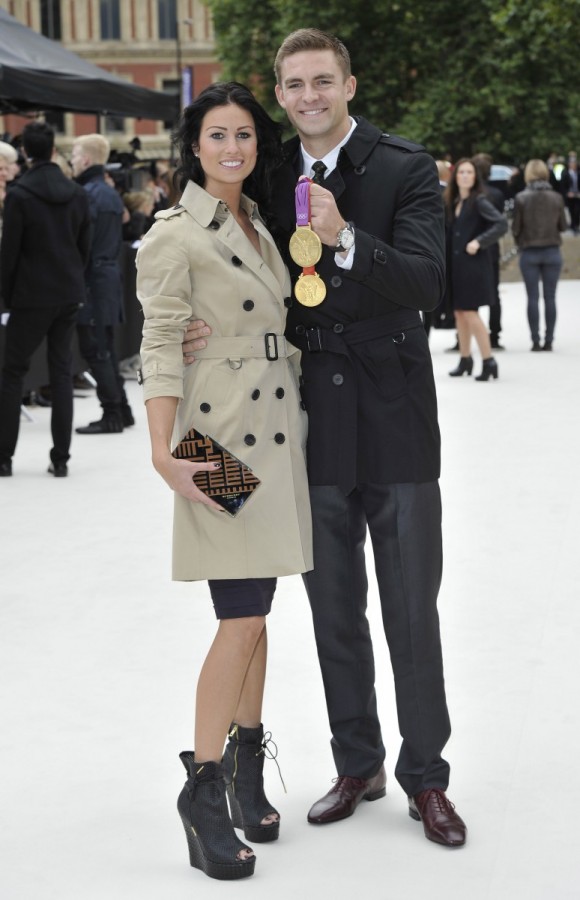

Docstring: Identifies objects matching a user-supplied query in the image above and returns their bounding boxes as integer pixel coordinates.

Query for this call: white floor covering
[1,279,579,900]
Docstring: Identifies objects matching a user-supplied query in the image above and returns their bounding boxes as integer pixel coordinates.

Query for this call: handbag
[172,426,260,517]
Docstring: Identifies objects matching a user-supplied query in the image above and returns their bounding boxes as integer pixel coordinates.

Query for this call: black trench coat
[273,117,445,494]
[447,194,507,311]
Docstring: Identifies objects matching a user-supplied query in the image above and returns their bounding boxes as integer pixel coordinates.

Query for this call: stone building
[0,0,221,157]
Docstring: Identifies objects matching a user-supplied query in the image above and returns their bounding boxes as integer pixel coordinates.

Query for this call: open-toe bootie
[223,723,282,843]
[177,751,255,880]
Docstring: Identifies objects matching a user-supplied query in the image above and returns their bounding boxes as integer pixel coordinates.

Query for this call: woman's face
[194,103,258,197]
[456,162,476,192]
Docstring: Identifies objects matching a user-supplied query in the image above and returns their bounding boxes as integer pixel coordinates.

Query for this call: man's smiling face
[275,49,356,154]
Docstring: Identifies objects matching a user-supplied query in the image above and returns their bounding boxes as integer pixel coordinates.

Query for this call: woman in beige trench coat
[136,83,312,882]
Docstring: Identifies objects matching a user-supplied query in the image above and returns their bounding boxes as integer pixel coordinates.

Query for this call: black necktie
[311,160,327,184]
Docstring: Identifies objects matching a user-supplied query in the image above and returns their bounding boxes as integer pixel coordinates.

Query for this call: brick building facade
[0,0,221,157]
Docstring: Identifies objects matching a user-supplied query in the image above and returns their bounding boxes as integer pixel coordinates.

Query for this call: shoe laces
[422,788,455,813]
[331,775,367,793]
[227,726,287,794]
[260,731,287,794]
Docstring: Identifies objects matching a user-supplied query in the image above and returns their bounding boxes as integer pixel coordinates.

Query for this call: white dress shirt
[300,118,357,269]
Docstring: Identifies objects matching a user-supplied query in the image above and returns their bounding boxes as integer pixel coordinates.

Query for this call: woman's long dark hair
[172,82,283,220]
[443,157,484,218]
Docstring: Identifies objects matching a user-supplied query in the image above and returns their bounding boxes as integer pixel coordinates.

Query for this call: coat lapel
[179,181,285,299]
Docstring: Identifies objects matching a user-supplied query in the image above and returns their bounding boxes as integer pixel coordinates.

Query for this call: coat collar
[283,116,383,173]
[179,181,286,299]
[283,117,382,200]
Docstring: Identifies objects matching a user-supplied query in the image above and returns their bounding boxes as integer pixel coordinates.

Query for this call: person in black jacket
[0,122,90,477]
[183,28,467,847]
[560,155,580,234]
[445,158,507,381]
[472,153,507,350]
[71,134,134,434]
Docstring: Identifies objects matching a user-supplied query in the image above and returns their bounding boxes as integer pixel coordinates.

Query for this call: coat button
[275,387,285,398]
[333,323,344,333]
[251,389,260,400]
[209,220,220,230]
[284,296,293,308]
[331,275,342,288]
[274,433,285,444]
[231,255,243,266]
[244,434,256,446]
[332,373,344,386]
[355,164,366,175]
[243,299,254,311]
[200,402,211,413]
[295,324,305,335]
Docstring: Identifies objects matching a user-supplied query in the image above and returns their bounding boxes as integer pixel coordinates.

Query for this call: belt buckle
[265,333,279,361]
[305,326,323,352]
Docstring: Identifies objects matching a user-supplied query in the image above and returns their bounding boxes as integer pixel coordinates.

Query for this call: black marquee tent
[0,8,174,120]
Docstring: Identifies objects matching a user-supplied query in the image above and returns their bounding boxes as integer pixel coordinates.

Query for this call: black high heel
[223,723,282,843]
[177,751,255,880]
[449,356,473,377]
[475,357,499,381]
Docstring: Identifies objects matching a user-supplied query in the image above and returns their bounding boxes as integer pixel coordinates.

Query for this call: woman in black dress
[445,158,507,381]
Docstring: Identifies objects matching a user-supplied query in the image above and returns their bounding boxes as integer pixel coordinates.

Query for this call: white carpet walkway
[1,279,579,899]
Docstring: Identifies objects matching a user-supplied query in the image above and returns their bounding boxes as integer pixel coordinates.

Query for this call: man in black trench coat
[183,28,467,847]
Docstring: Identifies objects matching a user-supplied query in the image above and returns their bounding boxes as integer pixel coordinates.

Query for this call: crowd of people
[430,148,574,365]
[0,131,186,476]
[0,27,577,883]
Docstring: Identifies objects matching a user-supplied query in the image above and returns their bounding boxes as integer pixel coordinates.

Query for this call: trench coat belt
[290,309,423,355]
[192,333,298,360]
[290,310,423,495]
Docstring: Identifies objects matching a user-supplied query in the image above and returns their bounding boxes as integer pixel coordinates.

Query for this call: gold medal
[289,225,322,267]
[292,178,327,306]
[294,272,327,307]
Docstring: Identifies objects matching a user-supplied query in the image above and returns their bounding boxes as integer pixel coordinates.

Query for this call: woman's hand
[465,239,481,255]
[153,453,224,511]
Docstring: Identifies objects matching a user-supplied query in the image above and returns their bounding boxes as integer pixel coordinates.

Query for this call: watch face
[338,226,354,250]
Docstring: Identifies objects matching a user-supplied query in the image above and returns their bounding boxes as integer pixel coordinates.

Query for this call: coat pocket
[358,336,408,402]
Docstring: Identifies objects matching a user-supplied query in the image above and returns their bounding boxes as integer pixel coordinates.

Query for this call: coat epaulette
[154,204,186,220]
[379,133,425,153]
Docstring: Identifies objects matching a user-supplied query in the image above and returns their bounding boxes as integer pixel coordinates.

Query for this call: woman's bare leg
[454,310,472,356]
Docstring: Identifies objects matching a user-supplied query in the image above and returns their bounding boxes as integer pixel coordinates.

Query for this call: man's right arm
[182,319,212,365]
[0,193,23,308]
[77,192,92,269]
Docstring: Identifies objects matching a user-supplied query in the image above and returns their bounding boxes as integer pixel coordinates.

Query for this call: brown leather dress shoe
[307,766,387,824]
[408,788,466,847]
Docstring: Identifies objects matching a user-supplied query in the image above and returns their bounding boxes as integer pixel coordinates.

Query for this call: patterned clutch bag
[172,426,261,517]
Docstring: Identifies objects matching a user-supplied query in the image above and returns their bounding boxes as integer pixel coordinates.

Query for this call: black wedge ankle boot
[475,357,499,381]
[223,723,281,843]
[448,356,473,377]
[177,751,255,880]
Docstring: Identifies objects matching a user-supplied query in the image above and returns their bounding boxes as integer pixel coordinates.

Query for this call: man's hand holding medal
[290,176,350,307]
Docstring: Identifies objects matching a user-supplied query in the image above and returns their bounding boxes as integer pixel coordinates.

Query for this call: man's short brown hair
[274,28,351,84]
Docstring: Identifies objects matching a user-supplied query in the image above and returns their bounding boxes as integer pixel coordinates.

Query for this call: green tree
[204,0,580,162]
[205,0,418,131]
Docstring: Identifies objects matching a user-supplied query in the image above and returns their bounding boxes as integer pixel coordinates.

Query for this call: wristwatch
[335,222,355,252]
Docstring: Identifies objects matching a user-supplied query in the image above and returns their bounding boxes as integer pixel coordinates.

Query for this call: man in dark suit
[182,29,466,847]
[70,134,134,434]
[0,122,90,477]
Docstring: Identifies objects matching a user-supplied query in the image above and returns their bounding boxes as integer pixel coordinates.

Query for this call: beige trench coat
[137,181,312,581]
